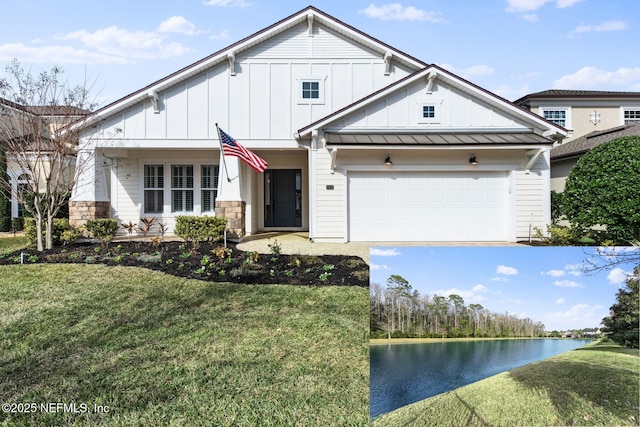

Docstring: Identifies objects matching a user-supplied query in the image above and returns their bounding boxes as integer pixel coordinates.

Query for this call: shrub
[11,217,24,232]
[174,216,227,248]
[563,136,640,244]
[60,227,82,245]
[24,217,74,248]
[85,219,119,246]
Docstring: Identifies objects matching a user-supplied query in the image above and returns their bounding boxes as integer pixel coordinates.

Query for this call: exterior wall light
[384,156,393,165]
[469,156,478,165]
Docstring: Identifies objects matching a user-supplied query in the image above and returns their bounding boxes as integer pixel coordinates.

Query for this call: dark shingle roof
[514,90,640,105]
[551,123,640,160]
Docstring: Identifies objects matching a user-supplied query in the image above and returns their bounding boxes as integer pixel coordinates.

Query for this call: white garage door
[348,171,509,241]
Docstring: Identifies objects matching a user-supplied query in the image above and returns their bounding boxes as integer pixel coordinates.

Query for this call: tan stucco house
[515,90,640,192]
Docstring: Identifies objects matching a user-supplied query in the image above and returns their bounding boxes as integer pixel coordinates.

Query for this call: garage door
[348,171,509,241]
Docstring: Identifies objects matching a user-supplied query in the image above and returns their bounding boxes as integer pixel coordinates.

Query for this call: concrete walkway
[236,232,525,264]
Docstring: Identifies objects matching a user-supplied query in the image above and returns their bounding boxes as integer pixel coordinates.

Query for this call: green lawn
[0,264,369,426]
[0,234,28,256]
[374,340,639,427]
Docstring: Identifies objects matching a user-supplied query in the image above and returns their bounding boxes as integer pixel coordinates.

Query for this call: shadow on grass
[574,341,640,356]
[508,345,639,423]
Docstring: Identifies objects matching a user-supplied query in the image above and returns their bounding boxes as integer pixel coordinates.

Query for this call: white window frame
[9,171,31,218]
[540,106,570,129]
[417,100,442,124]
[296,75,326,105]
[142,162,219,216]
[171,164,194,213]
[622,107,640,124]
[143,164,164,215]
[200,164,219,214]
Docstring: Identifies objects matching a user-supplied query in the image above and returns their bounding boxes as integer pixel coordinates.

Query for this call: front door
[264,169,302,227]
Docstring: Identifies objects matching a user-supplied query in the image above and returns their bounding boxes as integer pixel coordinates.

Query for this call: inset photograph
[370,246,639,427]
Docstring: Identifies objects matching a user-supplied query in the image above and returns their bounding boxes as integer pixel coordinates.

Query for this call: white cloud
[59,25,192,60]
[491,83,532,102]
[439,63,494,79]
[547,303,605,329]
[203,0,251,7]
[370,263,390,271]
[433,288,486,303]
[572,20,628,35]
[542,269,565,277]
[158,16,203,36]
[472,284,489,293]
[607,268,631,285]
[496,265,518,275]
[370,248,401,257]
[555,298,565,304]
[564,264,583,277]
[210,30,229,40]
[553,280,583,288]
[553,66,640,90]
[490,276,509,282]
[359,4,443,22]
[522,13,539,22]
[505,0,584,12]
[0,42,126,64]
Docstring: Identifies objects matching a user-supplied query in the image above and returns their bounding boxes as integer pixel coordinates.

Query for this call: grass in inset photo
[373,340,639,427]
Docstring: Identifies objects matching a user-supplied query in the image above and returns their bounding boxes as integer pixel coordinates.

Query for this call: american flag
[218,128,268,173]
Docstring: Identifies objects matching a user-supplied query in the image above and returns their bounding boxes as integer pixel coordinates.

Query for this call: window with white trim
[171,165,194,213]
[297,76,325,104]
[302,81,320,99]
[144,165,164,214]
[201,165,219,213]
[623,108,640,124]
[542,108,568,127]
[418,103,440,123]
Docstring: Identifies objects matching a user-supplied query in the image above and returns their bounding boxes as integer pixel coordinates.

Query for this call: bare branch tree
[0,60,98,250]
[580,244,640,277]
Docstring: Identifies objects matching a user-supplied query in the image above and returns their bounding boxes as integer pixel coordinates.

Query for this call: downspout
[307,130,318,242]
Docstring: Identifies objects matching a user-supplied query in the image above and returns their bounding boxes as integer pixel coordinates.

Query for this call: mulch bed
[0,240,369,287]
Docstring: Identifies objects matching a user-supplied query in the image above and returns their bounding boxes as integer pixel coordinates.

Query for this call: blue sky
[1,0,638,107]
[370,246,639,331]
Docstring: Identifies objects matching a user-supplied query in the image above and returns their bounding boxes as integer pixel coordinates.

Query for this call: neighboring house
[0,97,87,222]
[70,6,566,243]
[582,328,602,338]
[515,90,640,192]
[549,123,640,192]
[514,90,640,143]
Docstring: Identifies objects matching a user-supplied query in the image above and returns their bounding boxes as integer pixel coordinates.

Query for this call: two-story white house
[70,6,566,243]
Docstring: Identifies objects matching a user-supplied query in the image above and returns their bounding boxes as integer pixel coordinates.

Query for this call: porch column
[69,145,110,228]
[215,155,245,239]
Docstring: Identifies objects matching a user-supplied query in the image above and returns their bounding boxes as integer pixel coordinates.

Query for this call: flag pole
[215,123,231,182]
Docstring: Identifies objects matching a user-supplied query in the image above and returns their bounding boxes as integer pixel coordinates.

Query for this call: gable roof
[514,89,640,106]
[77,6,427,130]
[296,64,567,140]
[551,123,640,160]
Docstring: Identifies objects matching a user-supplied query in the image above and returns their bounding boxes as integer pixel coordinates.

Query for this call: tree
[562,136,640,244]
[0,146,10,231]
[602,267,639,348]
[0,60,95,250]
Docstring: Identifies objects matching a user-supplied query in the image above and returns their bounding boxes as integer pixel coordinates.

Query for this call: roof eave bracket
[525,148,545,174]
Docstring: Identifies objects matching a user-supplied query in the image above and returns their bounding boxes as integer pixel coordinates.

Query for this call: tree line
[370,275,546,339]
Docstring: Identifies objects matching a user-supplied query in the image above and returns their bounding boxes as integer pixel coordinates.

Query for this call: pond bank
[373,340,639,427]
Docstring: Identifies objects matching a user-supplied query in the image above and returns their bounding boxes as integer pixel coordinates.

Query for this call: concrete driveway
[236,232,524,264]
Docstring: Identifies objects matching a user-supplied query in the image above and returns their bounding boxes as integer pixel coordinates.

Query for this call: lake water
[370,338,592,419]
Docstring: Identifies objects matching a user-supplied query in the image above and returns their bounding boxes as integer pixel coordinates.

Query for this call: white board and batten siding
[95,21,415,147]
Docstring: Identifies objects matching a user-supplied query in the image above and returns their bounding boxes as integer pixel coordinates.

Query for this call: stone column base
[215,200,245,239]
[69,201,110,228]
